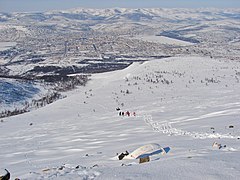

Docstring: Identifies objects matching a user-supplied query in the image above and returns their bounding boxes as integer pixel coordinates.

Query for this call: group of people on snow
[116,107,136,117]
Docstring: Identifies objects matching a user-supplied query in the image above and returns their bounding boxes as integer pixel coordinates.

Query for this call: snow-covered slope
[1,56,240,179]
[0,79,39,106]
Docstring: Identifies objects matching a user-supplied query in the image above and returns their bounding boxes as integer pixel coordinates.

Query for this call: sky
[0,0,240,13]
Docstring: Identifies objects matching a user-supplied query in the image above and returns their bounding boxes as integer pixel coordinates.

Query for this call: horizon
[0,0,240,13]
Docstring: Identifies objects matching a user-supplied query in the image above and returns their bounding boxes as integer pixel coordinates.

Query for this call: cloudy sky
[0,0,239,12]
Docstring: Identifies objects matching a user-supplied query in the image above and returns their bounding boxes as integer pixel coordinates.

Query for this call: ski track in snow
[145,117,239,140]
[142,111,240,140]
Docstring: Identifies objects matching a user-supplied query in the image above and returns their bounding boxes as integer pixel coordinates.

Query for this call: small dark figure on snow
[121,112,124,116]
[126,111,130,116]
[116,107,121,111]
[118,151,129,160]
[0,169,10,180]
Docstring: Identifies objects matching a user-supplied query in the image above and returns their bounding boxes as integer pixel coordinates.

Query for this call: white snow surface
[133,35,193,46]
[1,57,240,179]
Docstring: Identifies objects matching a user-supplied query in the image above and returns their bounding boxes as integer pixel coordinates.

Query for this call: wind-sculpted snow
[1,57,240,179]
[23,164,101,180]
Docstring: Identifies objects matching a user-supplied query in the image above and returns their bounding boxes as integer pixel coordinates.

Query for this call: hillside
[1,56,240,179]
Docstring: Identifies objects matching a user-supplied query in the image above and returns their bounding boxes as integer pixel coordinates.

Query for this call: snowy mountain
[0,7,240,179]
[1,56,240,179]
